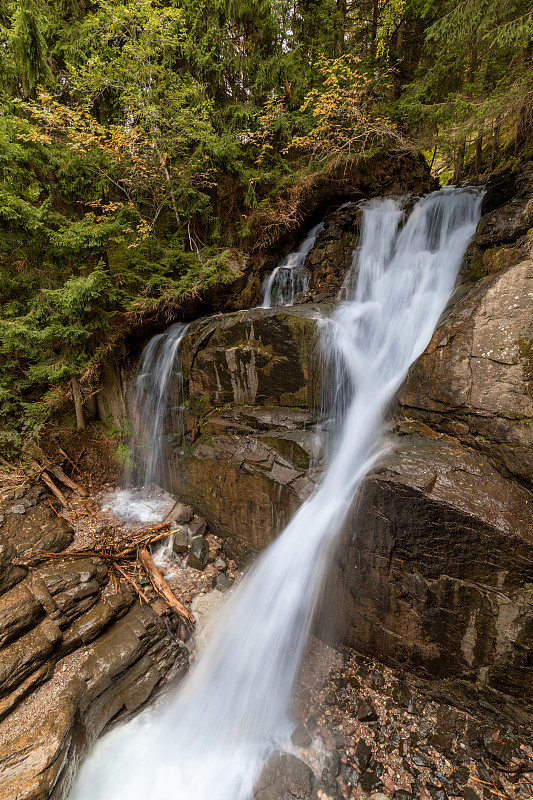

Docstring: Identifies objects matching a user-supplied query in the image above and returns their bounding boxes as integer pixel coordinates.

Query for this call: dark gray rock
[426,784,447,800]
[291,723,312,748]
[171,502,194,524]
[6,504,26,515]
[353,738,373,771]
[451,766,470,785]
[474,198,532,246]
[187,536,209,570]
[483,731,514,764]
[0,581,44,647]
[216,574,231,592]
[253,752,315,800]
[360,770,383,793]
[0,531,26,596]
[2,501,74,556]
[172,526,188,554]
[188,515,207,537]
[357,700,378,722]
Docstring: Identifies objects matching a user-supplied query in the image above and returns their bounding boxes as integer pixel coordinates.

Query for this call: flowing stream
[262,223,324,307]
[70,187,482,800]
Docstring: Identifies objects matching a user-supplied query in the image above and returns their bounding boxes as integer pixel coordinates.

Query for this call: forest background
[0,0,532,453]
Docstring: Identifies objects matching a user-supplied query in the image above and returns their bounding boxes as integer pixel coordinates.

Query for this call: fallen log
[40,470,69,507]
[47,463,87,496]
[139,547,196,632]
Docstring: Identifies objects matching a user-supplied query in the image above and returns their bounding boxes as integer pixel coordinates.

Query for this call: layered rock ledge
[0,490,187,800]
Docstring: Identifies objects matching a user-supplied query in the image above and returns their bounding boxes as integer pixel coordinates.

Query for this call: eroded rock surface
[330,425,533,707]
[0,602,187,800]
[0,490,187,800]
[161,306,327,554]
[399,257,533,486]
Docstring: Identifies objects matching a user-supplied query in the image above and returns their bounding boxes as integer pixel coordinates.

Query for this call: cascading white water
[127,322,189,488]
[106,323,189,525]
[262,223,324,308]
[70,187,482,800]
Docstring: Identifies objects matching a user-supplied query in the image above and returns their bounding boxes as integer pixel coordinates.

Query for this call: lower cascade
[69,187,482,800]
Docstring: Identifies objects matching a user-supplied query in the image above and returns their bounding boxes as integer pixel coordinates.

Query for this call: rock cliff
[96,164,533,717]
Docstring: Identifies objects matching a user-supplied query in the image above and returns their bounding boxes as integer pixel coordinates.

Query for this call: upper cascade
[127,322,189,489]
[261,223,324,308]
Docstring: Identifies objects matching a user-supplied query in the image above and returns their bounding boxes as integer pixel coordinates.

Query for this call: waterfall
[127,322,189,488]
[106,323,189,525]
[70,187,482,800]
[262,223,324,308]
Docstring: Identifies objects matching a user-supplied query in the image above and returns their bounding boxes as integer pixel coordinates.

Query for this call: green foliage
[0,0,531,452]
[396,0,533,173]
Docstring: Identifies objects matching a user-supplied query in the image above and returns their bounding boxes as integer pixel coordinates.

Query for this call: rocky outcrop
[95,163,533,717]
[163,190,532,710]
[0,602,187,800]
[328,423,533,710]
[0,489,187,800]
[160,305,328,556]
[399,257,533,487]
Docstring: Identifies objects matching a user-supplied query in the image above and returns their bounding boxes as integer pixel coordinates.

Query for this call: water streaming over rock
[127,322,189,488]
[70,187,482,800]
[262,223,324,308]
[105,323,189,525]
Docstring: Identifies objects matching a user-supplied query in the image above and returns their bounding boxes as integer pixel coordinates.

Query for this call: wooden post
[71,376,86,431]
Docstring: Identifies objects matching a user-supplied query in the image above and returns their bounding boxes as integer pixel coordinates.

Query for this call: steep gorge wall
[97,162,533,715]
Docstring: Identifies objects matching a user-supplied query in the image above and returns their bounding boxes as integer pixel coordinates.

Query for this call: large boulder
[161,306,327,554]
[399,257,533,486]
[329,424,533,708]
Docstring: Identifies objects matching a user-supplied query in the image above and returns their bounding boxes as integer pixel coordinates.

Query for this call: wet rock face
[162,306,327,554]
[182,305,323,410]
[399,257,533,487]
[330,426,533,707]
[253,752,315,800]
[306,203,363,298]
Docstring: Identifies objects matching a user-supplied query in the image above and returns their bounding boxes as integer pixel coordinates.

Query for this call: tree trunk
[475,132,483,173]
[453,140,465,183]
[71,376,86,431]
[429,142,438,171]
[491,121,500,169]
[370,0,379,60]
[335,0,346,56]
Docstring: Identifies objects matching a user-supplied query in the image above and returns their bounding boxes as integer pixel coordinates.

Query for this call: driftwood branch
[15,521,196,641]
[40,470,69,507]
[139,547,196,631]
